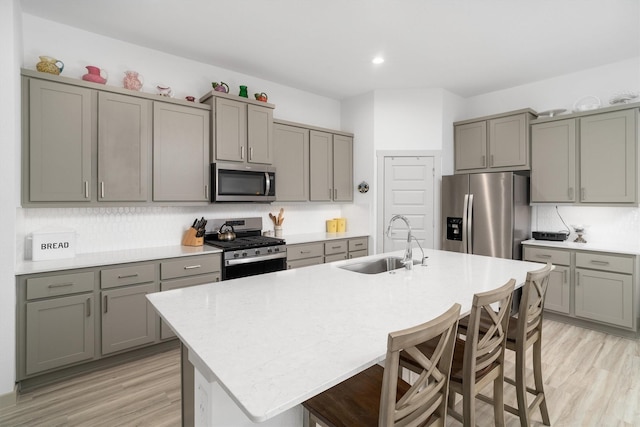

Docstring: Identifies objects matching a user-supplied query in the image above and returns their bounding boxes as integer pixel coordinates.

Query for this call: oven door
[223,252,286,280]
[212,163,276,202]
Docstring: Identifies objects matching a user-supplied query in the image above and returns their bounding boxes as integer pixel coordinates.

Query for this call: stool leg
[515,343,530,427]
[533,338,551,425]
[494,373,505,427]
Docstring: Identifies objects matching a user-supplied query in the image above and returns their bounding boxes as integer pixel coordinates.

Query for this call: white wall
[0,0,20,402]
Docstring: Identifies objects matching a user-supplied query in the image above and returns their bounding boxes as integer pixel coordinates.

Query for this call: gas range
[204,217,287,280]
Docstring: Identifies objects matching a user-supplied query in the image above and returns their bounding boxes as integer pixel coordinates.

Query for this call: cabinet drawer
[325,240,347,255]
[287,257,324,270]
[325,253,347,263]
[286,243,324,261]
[576,252,634,274]
[349,249,368,259]
[101,263,155,289]
[160,273,221,291]
[523,246,570,266]
[160,254,221,280]
[348,238,368,252]
[26,272,94,300]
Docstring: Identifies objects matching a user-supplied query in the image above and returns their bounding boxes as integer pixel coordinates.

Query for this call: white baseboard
[0,386,17,410]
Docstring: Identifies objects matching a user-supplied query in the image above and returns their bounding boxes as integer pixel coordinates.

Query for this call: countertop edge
[522,239,640,256]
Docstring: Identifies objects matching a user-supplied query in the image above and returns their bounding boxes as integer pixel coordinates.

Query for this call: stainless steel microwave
[211,163,276,202]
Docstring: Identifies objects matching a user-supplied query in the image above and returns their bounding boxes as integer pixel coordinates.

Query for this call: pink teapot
[82,66,107,84]
[212,82,229,93]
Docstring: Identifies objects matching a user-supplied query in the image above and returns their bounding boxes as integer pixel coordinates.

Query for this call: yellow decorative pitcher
[36,56,64,75]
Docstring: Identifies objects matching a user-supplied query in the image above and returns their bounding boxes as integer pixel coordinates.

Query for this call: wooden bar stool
[302,303,461,427]
[459,263,553,426]
[401,279,515,426]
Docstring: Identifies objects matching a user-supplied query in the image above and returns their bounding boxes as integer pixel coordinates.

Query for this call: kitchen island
[146,248,542,426]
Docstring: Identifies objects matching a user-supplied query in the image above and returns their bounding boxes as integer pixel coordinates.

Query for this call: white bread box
[31,228,77,261]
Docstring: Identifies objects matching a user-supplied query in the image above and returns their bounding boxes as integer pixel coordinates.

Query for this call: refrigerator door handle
[467,194,474,254]
[462,194,469,253]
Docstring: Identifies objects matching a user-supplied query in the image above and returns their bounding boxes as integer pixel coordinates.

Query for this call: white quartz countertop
[522,239,640,256]
[147,249,541,422]
[283,231,368,245]
[16,245,222,275]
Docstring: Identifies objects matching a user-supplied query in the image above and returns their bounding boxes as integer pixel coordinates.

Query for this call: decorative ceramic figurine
[123,70,143,91]
[212,82,229,93]
[254,92,268,102]
[239,85,248,98]
[185,96,195,102]
[157,84,173,97]
[36,56,64,75]
[82,66,107,84]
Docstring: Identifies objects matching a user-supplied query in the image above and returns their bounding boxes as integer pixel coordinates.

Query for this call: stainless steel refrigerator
[441,172,530,260]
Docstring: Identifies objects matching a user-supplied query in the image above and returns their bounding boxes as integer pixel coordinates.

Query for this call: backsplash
[533,205,640,246]
[16,204,367,261]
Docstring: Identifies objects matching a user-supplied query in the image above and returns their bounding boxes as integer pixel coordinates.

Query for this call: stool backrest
[517,263,553,344]
[379,303,461,426]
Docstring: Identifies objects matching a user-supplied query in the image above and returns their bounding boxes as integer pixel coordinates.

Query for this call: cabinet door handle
[481,155,486,167]
[300,250,311,254]
[100,181,105,198]
[349,254,353,259]
[590,260,610,266]
[536,254,552,259]
[490,154,494,166]
[328,188,332,198]
[104,295,108,313]
[331,246,342,249]
[118,273,139,279]
[563,269,567,284]
[86,298,91,317]
[354,243,364,247]
[184,265,201,270]
[84,181,89,198]
[249,147,253,160]
[334,189,337,199]
[581,187,586,200]
[576,271,580,286]
[568,187,574,199]
[240,146,245,160]
[205,185,208,199]
[48,282,74,289]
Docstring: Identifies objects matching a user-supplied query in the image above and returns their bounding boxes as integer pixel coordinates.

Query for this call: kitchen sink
[339,257,419,274]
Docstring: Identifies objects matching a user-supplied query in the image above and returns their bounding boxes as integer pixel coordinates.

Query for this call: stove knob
[255,249,261,255]
[242,252,248,257]
[267,248,273,253]
[234,253,240,258]
[274,247,279,252]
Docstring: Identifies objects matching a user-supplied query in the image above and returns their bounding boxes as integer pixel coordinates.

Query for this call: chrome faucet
[386,214,415,270]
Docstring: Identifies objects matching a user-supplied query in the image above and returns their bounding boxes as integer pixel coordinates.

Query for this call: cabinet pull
[86,298,91,317]
[300,250,311,254]
[568,187,574,199]
[104,295,108,313]
[481,155,486,166]
[205,185,208,199]
[490,155,494,166]
[118,273,139,279]
[349,254,353,259]
[328,188,332,198]
[563,269,567,284]
[84,181,89,198]
[249,147,253,160]
[48,282,74,288]
[576,271,580,286]
[354,243,364,247]
[184,265,201,270]
[331,246,342,249]
[334,189,337,199]
[581,187,586,200]
[536,254,552,259]
[100,181,105,198]
[240,146,245,160]
[590,260,610,266]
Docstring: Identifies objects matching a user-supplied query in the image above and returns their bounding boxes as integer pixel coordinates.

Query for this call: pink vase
[123,70,143,91]
[82,65,107,84]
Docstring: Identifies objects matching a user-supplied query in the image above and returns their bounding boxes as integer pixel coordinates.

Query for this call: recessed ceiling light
[372,56,384,65]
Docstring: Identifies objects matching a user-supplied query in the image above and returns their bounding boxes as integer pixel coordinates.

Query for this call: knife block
[182,228,203,247]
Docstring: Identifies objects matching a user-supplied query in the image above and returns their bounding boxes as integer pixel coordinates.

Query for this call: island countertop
[146,249,542,423]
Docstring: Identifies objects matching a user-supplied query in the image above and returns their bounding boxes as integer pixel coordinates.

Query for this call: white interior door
[382,156,436,253]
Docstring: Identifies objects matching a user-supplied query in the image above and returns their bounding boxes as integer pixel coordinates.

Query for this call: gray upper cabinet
[454,110,535,174]
[27,78,93,202]
[580,109,636,204]
[98,92,151,202]
[153,103,210,202]
[531,119,577,203]
[202,92,275,165]
[332,134,353,202]
[310,130,333,201]
[274,123,309,201]
[531,106,637,205]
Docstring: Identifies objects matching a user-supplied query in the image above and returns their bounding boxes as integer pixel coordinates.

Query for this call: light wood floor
[1,319,639,426]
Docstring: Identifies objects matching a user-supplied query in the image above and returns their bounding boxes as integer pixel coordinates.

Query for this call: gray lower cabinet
[348,237,369,259]
[26,78,93,202]
[159,254,222,339]
[287,237,369,269]
[98,92,151,202]
[287,242,324,269]
[153,103,210,202]
[523,245,637,331]
[273,123,309,201]
[20,271,96,377]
